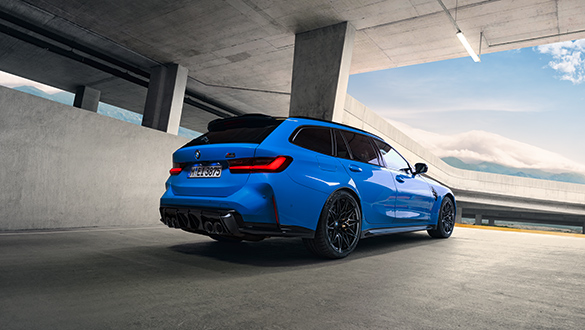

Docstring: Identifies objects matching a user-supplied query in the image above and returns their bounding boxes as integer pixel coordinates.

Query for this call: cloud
[536,39,585,84]
[388,120,585,175]
[377,98,538,117]
[0,70,63,94]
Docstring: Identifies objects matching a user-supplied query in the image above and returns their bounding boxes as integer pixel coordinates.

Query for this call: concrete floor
[1,226,584,330]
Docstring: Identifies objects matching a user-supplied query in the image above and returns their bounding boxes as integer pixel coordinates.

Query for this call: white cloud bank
[389,120,585,175]
[0,71,62,94]
[536,39,585,84]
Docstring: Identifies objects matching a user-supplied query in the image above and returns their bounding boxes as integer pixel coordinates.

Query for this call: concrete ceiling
[1,0,585,132]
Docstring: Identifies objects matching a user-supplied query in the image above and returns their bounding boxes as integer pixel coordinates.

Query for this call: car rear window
[181,115,284,148]
[291,127,333,155]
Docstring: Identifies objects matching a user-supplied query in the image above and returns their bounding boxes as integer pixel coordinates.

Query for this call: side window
[291,127,333,155]
[341,131,380,166]
[374,139,410,171]
[334,130,351,159]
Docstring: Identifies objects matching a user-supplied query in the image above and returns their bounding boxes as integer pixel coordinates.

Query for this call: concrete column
[289,21,355,122]
[475,214,483,225]
[455,206,463,224]
[73,86,100,112]
[582,221,585,235]
[142,63,188,135]
[488,218,495,226]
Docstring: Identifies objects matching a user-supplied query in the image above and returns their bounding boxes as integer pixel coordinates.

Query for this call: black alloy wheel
[303,190,362,259]
[428,197,455,238]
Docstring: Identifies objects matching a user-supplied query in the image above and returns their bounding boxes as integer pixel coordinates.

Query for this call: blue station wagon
[160,115,455,258]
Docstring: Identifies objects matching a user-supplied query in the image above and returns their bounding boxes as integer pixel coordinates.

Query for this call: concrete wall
[0,86,187,230]
[340,95,585,216]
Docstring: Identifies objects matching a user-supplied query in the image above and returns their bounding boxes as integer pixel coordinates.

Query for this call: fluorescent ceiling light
[436,0,481,63]
[456,31,480,62]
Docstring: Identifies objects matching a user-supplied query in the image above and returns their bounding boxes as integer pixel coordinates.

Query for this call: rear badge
[226,152,236,158]
[195,150,201,159]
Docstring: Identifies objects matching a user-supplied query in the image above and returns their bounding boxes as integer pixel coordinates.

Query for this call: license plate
[189,166,222,178]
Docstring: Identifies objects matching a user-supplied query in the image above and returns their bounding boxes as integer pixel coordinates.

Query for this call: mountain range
[442,156,585,185]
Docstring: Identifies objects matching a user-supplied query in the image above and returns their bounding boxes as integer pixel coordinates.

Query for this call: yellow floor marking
[455,223,584,238]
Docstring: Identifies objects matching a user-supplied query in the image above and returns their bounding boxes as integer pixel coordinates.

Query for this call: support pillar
[73,86,100,112]
[582,221,585,235]
[455,206,463,224]
[142,63,188,135]
[289,21,355,122]
[475,214,483,226]
[488,218,495,226]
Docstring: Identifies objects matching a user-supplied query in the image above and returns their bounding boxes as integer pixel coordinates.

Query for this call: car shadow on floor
[168,231,442,267]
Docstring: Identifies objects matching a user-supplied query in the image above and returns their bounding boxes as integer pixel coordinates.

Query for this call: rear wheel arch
[331,187,365,224]
[336,187,362,210]
[303,188,363,259]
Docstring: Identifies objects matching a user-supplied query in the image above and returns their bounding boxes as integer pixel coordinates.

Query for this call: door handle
[348,164,362,172]
[396,176,405,183]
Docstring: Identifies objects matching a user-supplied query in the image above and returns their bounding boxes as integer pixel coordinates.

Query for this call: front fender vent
[431,187,438,201]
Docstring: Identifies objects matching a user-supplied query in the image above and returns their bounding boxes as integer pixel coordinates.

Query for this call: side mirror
[414,163,428,175]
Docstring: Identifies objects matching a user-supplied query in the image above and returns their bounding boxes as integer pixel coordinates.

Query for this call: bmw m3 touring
[160,114,455,258]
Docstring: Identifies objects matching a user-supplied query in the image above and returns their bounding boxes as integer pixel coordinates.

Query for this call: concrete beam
[460,205,585,226]
[142,64,188,135]
[73,86,100,112]
[462,216,584,228]
[289,22,355,122]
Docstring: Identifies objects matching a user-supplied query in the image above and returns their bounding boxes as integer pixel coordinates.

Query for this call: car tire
[303,190,362,259]
[428,197,455,238]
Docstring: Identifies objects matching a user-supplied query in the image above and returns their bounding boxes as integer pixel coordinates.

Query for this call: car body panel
[160,116,455,241]
[169,144,257,197]
[393,171,436,224]
[337,157,398,225]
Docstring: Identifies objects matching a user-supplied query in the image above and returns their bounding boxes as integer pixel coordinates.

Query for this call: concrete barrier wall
[0,86,188,230]
[2,86,583,231]
[341,94,585,212]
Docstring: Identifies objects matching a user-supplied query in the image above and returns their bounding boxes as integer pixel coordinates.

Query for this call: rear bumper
[160,206,314,239]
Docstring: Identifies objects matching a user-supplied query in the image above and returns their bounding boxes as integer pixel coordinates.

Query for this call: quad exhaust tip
[202,221,225,234]
[213,222,224,234]
[160,207,240,235]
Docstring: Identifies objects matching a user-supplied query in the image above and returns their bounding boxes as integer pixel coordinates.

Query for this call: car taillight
[170,162,185,175]
[228,156,292,173]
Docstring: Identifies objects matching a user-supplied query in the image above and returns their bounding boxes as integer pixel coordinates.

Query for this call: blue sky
[347,40,585,173]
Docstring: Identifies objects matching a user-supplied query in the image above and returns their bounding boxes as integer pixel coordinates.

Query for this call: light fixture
[437,0,481,62]
[456,31,480,62]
